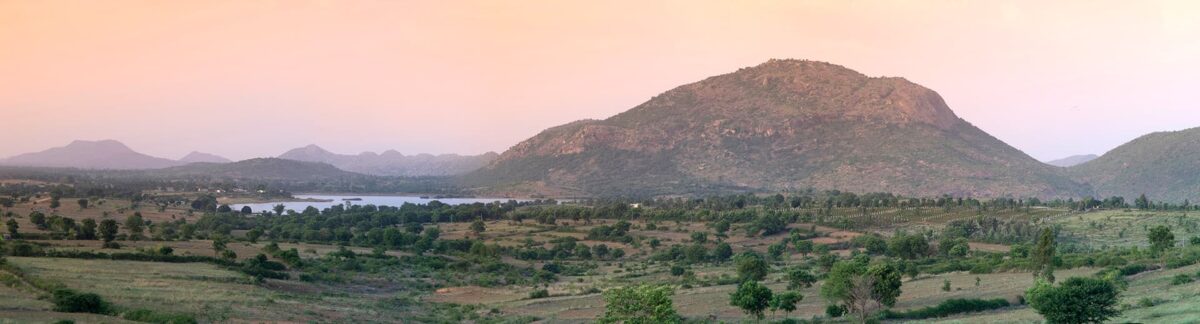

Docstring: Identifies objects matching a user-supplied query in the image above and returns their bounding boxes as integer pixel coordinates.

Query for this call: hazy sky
[3,1,1199,161]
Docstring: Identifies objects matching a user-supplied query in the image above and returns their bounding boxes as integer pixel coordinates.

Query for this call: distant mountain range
[1045,154,1098,167]
[145,158,362,181]
[0,140,182,170]
[0,140,493,177]
[277,144,497,177]
[467,59,1089,198]
[5,60,1200,201]
[179,151,232,164]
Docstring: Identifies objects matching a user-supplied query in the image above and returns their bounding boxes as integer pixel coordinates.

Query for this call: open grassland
[0,257,421,323]
[1046,209,1200,249]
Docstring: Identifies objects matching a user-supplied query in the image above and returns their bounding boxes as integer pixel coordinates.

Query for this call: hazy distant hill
[0,140,180,170]
[1045,154,1098,167]
[179,151,232,164]
[148,158,361,181]
[278,144,497,177]
[1071,127,1200,202]
[467,59,1090,198]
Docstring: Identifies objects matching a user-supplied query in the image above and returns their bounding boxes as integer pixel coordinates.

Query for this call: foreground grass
[0,257,420,323]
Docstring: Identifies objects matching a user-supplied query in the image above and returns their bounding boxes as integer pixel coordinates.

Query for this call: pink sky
[2,1,1199,161]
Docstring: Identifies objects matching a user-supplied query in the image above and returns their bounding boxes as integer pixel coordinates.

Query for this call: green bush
[1171,274,1194,285]
[825,304,846,318]
[882,298,1010,320]
[1118,263,1157,276]
[529,289,550,299]
[51,289,110,314]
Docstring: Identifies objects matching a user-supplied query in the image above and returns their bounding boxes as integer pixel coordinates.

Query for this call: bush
[882,298,1010,320]
[529,289,550,299]
[1118,263,1157,276]
[51,289,110,314]
[1171,274,1194,285]
[825,304,847,318]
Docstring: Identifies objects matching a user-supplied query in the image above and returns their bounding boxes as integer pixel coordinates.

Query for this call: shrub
[1171,274,1194,285]
[51,289,110,314]
[825,304,847,318]
[1118,263,1157,276]
[529,289,550,299]
[1026,277,1121,324]
[882,298,1010,320]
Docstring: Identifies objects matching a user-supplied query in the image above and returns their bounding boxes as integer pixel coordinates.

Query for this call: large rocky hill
[1070,127,1200,202]
[467,59,1091,197]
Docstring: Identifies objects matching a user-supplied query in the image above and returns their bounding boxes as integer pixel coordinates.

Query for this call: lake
[229,194,533,213]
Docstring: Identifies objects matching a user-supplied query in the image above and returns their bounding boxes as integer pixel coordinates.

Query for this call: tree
[853,234,888,255]
[98,220,118,244]
[49,198,61,209]
[786,267,817,289]
[599,284,680,324]
[794,240,814,256]
[29,212,47,230]
[470,219,486,236]
[273,204,286,216]
[1033,228,1056,281]
[124,213,145,241]
[77,219,97,240]
[77,198,89,209]
[730,280,773,320]
[713,220,731,237]
[246,228,263,243]
[888,233,930,259]
[821,258,903,322]
[1148,225,1175,254]
[767,243,786,261]
[6,218,18,238]
[713,242,733,262]
[1026,277,1121,324]
[593,244,610,259]
[734,252,769,282]
[1135,194,1150,210]
[769,291,803,318]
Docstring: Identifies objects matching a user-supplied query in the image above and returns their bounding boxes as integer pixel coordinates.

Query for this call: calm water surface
[230,194,532,213]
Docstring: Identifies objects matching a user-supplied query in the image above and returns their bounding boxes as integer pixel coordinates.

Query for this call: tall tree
[821,257,903,322]
[98,219,119,246]
[1033,228,1057,281]
[124,213,145,241]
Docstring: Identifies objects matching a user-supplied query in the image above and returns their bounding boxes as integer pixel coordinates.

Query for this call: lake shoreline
[229,194,550,212]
